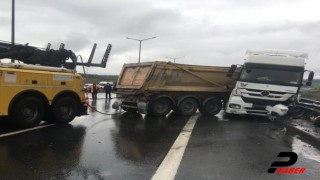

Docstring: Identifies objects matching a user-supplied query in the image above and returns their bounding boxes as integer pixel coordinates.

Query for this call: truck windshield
[239,64,303,86]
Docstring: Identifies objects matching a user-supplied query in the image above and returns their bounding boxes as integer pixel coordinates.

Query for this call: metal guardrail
[297,97,320,114]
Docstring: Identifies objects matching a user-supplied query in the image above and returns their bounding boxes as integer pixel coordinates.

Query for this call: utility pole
[11,0,15,63]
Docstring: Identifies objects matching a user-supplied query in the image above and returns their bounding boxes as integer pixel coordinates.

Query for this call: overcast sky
[1,0,320,75]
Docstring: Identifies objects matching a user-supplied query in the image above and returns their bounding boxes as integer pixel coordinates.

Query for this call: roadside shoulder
[277,118,320,144]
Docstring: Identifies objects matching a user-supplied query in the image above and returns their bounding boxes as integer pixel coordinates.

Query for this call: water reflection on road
[112,112,190,162]
[0,124,86,180]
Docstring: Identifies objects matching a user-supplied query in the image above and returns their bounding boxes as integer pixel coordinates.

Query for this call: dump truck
[112,61,239,116]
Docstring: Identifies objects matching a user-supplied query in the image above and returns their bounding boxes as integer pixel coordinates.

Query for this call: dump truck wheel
[199,98,222,116]
[177,98,198,116]
[11,97,45,128]
[53,97,78,123]
[148,98,172,116]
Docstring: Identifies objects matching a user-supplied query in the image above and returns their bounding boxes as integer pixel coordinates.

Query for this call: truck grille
[245,107,266,111]
[246,89,286,95]
[246,110,268,115]
[241,88,293,103]
[245,106,268,114]
[242,97,283,106]
[247,93,282,99]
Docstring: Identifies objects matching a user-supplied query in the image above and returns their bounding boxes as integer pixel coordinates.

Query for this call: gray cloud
[0,17,11,26]
[0,0,320,75]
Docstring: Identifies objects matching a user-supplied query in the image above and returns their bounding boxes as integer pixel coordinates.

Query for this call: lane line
[152,115,198,180]
[0,124,54,138]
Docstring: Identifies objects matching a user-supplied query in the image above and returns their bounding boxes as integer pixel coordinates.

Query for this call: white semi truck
[226,49,314,119]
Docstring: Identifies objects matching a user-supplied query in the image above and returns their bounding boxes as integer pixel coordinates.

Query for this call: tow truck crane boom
[0,40,112,69]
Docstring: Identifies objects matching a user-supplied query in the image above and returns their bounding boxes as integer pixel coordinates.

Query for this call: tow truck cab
[226,49,314,117]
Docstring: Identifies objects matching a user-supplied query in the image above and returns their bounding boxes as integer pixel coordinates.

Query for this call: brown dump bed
[117,64,152,88]
[115,61,239,93]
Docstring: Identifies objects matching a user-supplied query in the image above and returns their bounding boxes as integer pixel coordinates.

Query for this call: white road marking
[152,115,198,180]
[0,124,54,138]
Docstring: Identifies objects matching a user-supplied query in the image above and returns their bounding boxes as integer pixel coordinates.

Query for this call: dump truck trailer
[112,61,239,116]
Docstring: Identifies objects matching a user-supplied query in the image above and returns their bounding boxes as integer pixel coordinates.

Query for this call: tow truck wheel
[12,97,45,128]
[148,97,172,116]
[199,98,222,116]
[53,97,78,123]
[177,98,198,116]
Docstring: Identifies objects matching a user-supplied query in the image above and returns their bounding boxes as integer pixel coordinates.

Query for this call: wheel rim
[153,99,171,115]
[59,104,73,119]
[203,99,221,115]
[206,102,219,113]
[21,104,38,121]
[180,99,197,114]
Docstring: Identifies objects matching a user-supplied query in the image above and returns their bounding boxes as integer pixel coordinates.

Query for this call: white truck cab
[226,49,314,118]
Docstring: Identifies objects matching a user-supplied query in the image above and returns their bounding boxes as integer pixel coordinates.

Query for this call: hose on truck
[85,100,124,115]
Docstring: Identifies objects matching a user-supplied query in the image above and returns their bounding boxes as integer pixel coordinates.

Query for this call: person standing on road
[104,83,112,99]
[90,83,99,100]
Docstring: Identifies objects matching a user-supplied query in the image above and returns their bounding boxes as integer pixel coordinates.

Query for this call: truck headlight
[232,88,242,96]
[289,95,298,102]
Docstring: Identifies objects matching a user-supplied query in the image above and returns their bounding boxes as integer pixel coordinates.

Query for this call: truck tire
[199,98,222,116]
[11,97,45,128]
[53,97,78,123]
[177,98,198,116]
[148,97,172,116]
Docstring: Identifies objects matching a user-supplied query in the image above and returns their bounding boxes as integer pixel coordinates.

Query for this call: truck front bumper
[225,96,289,116]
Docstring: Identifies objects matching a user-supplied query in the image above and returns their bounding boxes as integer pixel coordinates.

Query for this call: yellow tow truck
[0,40,112,127]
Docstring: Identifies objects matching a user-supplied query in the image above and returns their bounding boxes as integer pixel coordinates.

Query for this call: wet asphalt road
[0,94,320,180]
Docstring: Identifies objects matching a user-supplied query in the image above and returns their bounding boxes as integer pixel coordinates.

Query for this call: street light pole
[165,56,185,64]
[11,0,15,63]
[139,40,141,63]
[126,36,156,63]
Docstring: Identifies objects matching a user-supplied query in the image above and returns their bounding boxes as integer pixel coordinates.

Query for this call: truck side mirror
[308,71,314,82]
[226,65,237,77]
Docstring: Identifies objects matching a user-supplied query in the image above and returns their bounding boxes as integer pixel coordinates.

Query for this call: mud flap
[112,100,122,110]
[137,101,147,114]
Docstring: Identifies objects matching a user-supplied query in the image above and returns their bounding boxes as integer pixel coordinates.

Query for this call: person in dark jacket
[104,83,112,99]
